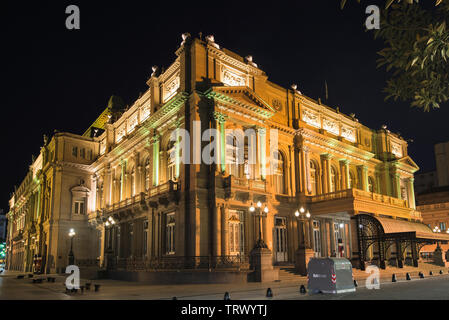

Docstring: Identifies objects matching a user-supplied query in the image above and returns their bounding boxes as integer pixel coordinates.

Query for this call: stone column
[104,167,112,207]
[152,134,160,187]
[320,154,332,194]
[407,177,416,209]
[293,137,302,195]
[357,165,369,191]
[213,111,227,173]
[303,146,311,194]
[257,128,267,180]
[120,160,126,201]
[394,173,402,199]
[340,160,350,190]
[221,206,228,256]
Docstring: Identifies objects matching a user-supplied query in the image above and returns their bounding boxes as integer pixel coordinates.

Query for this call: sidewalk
[2,262,448,300]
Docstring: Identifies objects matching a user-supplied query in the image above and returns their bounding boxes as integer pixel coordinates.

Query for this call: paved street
[1,271,449,300]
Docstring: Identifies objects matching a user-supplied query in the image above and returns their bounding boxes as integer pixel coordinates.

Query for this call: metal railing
[108,255,250,272]
[75,259,100,267]
[310,188,409,209]
[228,176,267,192]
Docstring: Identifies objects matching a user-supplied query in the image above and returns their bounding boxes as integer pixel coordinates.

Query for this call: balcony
[309,188,421,221]
[104,192,147,215]
[148,180,180,207]
[224,176,267,193]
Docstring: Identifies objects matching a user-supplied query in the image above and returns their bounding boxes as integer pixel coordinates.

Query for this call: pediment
[206,86,276,118]
[397,156,420,172]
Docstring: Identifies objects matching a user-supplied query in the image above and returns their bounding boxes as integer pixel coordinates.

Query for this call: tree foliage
[342,0,449,111]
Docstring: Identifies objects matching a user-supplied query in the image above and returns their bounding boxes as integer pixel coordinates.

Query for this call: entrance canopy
[375,215,449,242]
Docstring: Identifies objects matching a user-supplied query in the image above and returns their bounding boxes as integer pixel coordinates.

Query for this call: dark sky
[2,0,448,211]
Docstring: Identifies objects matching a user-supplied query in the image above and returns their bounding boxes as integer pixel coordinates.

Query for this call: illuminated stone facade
[8,34,442,277]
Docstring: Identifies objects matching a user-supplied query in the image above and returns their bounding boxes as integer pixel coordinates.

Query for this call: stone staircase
[276,262,449,284]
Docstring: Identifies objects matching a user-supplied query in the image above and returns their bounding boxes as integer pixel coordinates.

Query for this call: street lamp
[250,201,269,249]
[294,206,312,248]
[68,228,76,265]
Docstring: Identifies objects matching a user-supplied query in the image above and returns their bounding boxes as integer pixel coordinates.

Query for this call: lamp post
[104,216,116,269]
[294,206,311,247]
[293,205,313,276]
[68,228,76,265]
[250,201,269,249]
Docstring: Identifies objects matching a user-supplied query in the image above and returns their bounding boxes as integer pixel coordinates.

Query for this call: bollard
[85,283,91,291]
[406,273,411,280]
[429,271,433,276]
[354,280,358,287]
[94,284,101,292]
[224,292,231,300]
[266,288,273,298]
[299,285,307,294]
[392,274,397,282]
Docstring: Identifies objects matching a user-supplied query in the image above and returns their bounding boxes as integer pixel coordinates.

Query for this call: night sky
[2,0,449,211]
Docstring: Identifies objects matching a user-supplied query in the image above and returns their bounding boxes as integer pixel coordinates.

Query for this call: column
[340,160,350,190]
[221,206,228,256]
[294,141,302,195]
[213,112,227,173]
[329,220,336,256]
[120,160,126,201]
[104,167,112,206]
[152,134,160,187]
[407,177,416,209]
[320,154,332,194]
[91,174,98,212]
[304,146,311,194]
[174,121,181,179]
[136,165,143,194]
[394,172,401,199]
[357,165,369,191]
[258,128,267,180]
[134,151,141,193]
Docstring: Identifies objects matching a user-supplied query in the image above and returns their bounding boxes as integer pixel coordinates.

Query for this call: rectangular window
[80,148,85,159]
[228,210,245,255]
[333,223,340,255]
[166,213,175,255]
[74,200,85,214]
[72,146,78,157]
[168,146,176,181]
[87,149,92,160]
[143,220,148,256]
[440,222,447,231]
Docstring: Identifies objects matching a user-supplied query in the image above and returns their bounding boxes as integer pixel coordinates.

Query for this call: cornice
[296,127,374,163]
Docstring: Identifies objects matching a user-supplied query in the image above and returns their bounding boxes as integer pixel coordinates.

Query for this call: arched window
[273,151,285,194]
[144,158,150,191]
[368,176,375,192]
[349,171,355,189]
[226,134,239,177]
[330,166,337,192]
[167,141,176,182]
[310,161,318,195]
[130,166,135,197]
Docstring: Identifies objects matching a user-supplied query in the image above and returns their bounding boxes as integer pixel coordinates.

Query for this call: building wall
[6,35,423,274]
[436,141,449,187]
